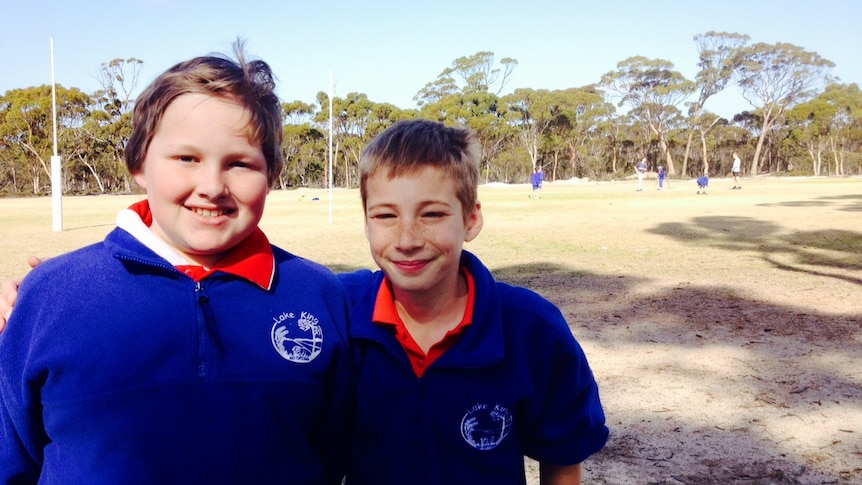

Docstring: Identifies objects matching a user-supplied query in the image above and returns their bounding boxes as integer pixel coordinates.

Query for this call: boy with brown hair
[340,119,608,484]
[0,42,352,484]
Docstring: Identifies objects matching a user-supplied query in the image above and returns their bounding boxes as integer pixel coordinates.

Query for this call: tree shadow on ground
[765,193,862,213]
[494,263,860,484]
[647,215,862,285]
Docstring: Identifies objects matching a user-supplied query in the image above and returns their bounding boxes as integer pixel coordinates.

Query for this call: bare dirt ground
[1,175,860,484]
[503,176,862,484]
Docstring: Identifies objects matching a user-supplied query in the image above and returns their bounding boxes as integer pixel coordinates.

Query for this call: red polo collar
[372,268,476,377]
[126,200,275,289]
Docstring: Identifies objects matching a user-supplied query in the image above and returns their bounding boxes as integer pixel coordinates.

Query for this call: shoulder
[337,268,377,287]
[270,246,351,301]
[463,252,573,343]
[272,247,337,280]
[23,241,113,289]
[497,283,572,340]
[337,269,383,307]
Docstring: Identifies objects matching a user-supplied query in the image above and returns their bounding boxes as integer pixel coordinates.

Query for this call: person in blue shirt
[530,165,545,199]
[697,174,709,194]
[0,42,352,484]
[340,119,608,484]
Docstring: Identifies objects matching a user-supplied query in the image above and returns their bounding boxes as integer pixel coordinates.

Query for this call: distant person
[529,165,544,199]
[0,42,353,484]
[732,151,742,189]
[697,174,709,194]
[635,156,648,191]
[656,165,666,190]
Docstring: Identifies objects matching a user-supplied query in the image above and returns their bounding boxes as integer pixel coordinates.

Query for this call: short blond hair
[359,119,480,221]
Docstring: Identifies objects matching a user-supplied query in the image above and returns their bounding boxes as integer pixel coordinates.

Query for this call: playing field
[1,175,860,483]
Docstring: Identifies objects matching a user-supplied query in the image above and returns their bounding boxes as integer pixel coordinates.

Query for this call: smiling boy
[340,119,608,484]
[0,44,352,484]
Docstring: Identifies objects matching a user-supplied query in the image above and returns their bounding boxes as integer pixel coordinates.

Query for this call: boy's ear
[464,201,483,242]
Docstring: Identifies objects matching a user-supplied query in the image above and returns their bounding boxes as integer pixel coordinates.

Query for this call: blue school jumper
[0,208,353,484]
[340,251,608,485]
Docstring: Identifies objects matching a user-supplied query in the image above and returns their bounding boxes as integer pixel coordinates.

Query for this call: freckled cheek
[370,223,425,247]
[397,223,431,240]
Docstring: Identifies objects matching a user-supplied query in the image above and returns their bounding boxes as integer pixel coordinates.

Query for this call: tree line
[1,32,860,197]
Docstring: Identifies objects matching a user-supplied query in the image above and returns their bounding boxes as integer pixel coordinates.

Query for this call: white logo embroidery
[460,403,513,451]
[271,311,323,363]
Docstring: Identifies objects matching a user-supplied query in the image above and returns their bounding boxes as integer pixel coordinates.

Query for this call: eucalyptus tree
[314,91,374,187]
[682,31,749,176]
[94,58,143,116]
[281,124,326,188]
[314,92,409,187]
[787,83,862,175]
[552,86,615,179]
[0,85,91,194]
[420,89,512,182]
[601,56,696,175]
[817,83,862,175]
[786,95,835,175]
[67,57,145,193]
[414,51,517,107]
[501,88,557,172]
[734,42,835,174]
[281,100,323,188]
[503,86,614,180]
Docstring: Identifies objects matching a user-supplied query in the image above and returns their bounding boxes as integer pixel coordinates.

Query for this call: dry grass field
[1,175,860,484]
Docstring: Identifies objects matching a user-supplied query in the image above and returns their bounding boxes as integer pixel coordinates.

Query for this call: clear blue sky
[3,0,860,119]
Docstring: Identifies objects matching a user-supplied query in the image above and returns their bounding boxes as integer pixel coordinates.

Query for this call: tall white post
[50,36,63,232]
[328,70,333,224]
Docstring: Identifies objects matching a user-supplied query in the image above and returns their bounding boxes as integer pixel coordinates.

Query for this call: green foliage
[1,41,861,198]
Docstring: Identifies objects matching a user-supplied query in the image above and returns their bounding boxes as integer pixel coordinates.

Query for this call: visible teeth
[194,208,224,218]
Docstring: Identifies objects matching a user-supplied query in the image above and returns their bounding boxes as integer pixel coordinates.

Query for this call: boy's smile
[133,93,269,268]
[364,166,482,300]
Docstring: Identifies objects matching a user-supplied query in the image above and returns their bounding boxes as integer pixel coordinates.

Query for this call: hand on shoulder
[0,256,43,332]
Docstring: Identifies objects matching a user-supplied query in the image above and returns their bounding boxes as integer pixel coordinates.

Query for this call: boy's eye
[368,209,397,220]
[178,155,196,163]
[423,211,447,218]
[230,160,265,171]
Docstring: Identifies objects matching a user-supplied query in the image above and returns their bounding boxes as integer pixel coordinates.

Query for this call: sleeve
[0,382,41,482]
[0,274,51,482]
[521,304,609,465]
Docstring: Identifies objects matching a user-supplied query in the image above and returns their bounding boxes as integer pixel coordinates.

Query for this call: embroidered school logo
[270,311,323,363]
[460,403,513,451]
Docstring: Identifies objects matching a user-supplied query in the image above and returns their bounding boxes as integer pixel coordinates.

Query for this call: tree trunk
[658,135,676,175]
[829,136,844,176]
[681,127,696,177]
[700,130,709,176]
[807,143,820,176]
[79,156,106,193]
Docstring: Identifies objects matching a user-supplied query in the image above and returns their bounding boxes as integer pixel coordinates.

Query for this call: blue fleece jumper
[0,221,353,484]
[339,251,608,485]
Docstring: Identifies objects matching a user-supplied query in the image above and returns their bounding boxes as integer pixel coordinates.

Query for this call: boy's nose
[394,222,423,251]
[197,166,228,198]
